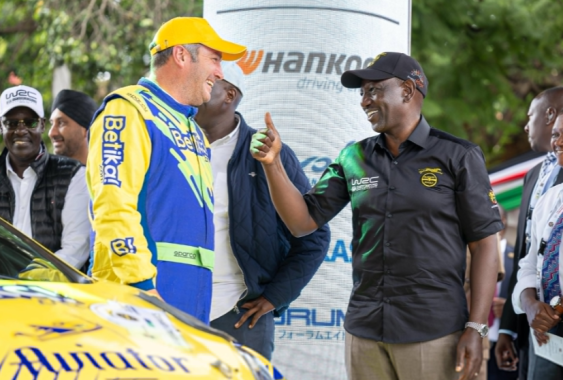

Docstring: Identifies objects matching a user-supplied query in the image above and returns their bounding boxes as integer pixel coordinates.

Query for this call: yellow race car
[0,218,285,380]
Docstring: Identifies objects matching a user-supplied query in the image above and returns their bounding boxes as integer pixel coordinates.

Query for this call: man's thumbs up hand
[250,112,282,165]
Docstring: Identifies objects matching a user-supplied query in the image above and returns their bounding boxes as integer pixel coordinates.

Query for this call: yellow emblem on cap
[369,52,387,67]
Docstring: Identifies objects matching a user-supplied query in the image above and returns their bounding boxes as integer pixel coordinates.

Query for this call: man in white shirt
[512,111,563,379]
[496,87,563,377]
[0,85,90,269]
[195,62,330,359]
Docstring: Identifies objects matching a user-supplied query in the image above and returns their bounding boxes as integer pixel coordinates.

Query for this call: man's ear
[402,78,416,103]
[546,106,557,124]
[171,45,187,66]
[81,126,88,138]
[225,86,237,104]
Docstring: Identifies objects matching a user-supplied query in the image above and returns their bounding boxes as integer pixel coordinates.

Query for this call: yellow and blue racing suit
[87,78,214,323]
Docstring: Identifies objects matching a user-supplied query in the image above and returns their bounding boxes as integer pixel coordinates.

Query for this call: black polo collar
[374,115,430,151]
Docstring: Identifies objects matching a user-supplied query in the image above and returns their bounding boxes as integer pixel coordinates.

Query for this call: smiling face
[360,78,406,134]
[183,45,224,106]
[2,106,44,167]
[49,108,88,160]
[195,79,229,128]
[551,115,563,167]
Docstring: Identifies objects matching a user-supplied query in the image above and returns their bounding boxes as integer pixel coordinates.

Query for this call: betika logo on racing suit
[100,116,125,187]
[110,237,136,256]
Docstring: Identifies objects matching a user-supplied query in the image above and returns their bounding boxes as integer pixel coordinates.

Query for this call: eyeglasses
[1,118,43,130]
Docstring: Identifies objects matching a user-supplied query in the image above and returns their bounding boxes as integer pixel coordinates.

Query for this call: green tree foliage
[412,0,563,165]
[0,0,202,107]
[1,0,562,165]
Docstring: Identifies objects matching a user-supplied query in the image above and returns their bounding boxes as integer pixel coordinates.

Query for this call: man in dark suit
[495,86,563,378]
[488,206,517,380]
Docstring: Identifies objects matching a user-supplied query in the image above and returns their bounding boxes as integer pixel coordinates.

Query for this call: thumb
[455,344,465,373]
[545,304,561,320]
[264,112,279,135]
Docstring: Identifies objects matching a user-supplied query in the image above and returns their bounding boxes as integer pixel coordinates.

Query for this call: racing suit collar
[138,77,198,118]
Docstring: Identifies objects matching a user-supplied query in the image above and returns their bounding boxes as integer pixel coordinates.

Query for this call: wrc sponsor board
[205,1,411,379]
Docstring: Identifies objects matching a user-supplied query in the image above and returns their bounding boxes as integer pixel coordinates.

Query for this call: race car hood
[0,279,264,379]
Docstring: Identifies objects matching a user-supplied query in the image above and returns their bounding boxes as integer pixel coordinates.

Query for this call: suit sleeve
[86,98,155,290]
[499,167,537,332]
[261,144,331,312]
[512,198,542,314]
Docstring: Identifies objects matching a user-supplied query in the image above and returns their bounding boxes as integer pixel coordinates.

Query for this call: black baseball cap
[341,52,428,97]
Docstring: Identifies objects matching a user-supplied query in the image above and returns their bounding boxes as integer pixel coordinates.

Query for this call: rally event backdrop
[204,1,412,378]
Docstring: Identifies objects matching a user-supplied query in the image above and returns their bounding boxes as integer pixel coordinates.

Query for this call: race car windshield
[0,218,91,284]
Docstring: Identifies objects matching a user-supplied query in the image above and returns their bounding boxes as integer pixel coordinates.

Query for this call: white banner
[204,2,411,378]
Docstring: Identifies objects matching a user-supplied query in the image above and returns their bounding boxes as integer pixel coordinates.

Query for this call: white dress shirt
[209,115,247,321]
[6,156,91,269]
[513,183,563,314]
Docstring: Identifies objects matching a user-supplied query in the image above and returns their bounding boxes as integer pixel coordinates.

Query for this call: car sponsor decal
[14,321,102,341]
[0,346,192,377]
[0,285,80,304]
[91,301,189,348]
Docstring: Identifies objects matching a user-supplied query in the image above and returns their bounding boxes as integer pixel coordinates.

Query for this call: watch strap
[550,296,563,316]
[465,322,488,338]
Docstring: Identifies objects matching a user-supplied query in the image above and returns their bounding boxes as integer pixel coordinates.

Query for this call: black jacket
[0,147,82,252]
[228,113,331,315]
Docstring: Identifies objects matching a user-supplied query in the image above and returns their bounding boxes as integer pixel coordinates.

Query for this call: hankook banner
[204,1,412,378]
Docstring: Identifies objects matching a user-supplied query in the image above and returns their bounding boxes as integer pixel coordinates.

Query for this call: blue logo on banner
[325,239,352,263]
[275,308,346,326]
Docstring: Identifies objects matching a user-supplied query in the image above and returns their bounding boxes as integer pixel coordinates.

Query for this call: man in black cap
[49,90,97,165]
[250,52,502,380]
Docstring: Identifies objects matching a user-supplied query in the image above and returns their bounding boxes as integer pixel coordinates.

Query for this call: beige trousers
[345,331,463,380]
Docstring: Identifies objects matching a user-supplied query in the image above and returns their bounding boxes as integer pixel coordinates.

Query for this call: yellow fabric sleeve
[86,98,155,286]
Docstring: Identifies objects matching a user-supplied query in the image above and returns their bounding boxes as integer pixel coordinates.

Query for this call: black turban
[51,89,98,129]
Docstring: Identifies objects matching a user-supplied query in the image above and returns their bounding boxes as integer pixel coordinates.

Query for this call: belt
[156,242,214,271]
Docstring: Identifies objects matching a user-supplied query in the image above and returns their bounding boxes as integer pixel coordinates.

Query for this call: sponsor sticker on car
[91,301,189,348]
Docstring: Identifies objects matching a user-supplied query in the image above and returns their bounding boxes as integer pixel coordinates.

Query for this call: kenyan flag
[489,152,545,211]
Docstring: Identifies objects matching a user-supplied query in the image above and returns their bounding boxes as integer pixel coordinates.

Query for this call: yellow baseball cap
[149,17,246,61]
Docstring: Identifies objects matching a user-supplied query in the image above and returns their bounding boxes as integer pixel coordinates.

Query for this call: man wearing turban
[49,90,97,165]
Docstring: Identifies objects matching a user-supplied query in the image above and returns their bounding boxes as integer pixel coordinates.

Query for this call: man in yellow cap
[86,17,246,323]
